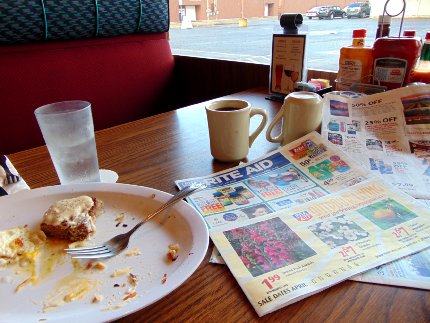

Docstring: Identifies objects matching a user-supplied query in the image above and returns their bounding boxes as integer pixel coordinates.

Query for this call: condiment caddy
[336,0,428,93]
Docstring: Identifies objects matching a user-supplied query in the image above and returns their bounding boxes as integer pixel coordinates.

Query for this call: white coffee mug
[266,91,323,146]
[206,99,268,162]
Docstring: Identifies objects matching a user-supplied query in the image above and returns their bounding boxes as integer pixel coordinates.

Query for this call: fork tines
[4,173,20,185]
[65,245,114,259]
[0,155,20,185]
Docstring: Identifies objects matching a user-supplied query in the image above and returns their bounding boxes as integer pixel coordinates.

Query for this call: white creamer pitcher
[266,91,323,146]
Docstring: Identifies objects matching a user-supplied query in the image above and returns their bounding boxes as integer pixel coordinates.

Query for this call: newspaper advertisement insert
[209,178,430,316]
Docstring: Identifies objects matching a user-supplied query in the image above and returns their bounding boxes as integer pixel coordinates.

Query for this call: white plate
[0,183,209,322]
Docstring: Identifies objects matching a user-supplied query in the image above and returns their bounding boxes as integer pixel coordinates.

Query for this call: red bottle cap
[353,29,367,38]
[403,30,416,37]
[426,31,430,40]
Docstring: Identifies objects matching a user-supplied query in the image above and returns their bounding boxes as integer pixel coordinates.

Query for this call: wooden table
[9,87,430,322]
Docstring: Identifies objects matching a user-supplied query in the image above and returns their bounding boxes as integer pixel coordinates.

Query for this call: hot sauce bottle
[410,31,430,84]
[336,29,373,90]
[403,30,417,38]
[373,35,422,90]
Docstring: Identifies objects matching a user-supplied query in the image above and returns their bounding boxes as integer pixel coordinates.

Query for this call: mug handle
[265,105,288,143]
[249,108,268,147]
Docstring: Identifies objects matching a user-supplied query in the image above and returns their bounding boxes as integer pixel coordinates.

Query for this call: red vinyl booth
[0,1,174,154]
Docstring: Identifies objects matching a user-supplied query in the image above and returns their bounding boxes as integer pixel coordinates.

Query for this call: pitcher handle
[249,108,268,147]
[266,105,286,143]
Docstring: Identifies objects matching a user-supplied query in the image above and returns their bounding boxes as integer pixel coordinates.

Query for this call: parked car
[317,6,346,19]
[306,6,323,19]
[345,2,371,18]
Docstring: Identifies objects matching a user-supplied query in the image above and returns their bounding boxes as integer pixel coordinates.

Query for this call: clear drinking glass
[34,101,101,184]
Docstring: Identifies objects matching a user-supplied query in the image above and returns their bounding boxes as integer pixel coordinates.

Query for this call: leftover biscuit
[40,196,103,242]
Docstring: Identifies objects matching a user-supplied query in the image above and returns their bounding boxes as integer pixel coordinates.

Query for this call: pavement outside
[170,15,430,29]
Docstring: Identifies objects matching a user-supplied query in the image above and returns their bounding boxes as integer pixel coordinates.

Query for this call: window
[169,1,430,72]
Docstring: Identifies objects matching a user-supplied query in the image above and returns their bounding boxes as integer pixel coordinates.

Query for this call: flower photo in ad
[223,217,316,277]
[357,198,418,230]
[308,215,369,249]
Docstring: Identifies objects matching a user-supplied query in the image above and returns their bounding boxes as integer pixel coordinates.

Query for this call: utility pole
[278,0,284,18]
[239,0,248,27]
[178,0,183,22]
[241,0,244,18]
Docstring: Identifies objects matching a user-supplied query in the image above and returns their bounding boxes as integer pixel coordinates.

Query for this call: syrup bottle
[336,29,373,90]
[375,15,391,39]
[410,31,430,84]
[373,35,422,90]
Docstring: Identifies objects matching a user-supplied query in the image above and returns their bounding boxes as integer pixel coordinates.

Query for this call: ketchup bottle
[373,36,422,90]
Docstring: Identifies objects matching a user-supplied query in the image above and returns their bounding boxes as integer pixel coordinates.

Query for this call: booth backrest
[0,1,173,154]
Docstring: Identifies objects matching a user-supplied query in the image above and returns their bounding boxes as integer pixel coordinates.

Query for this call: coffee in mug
[216,107,243,112]
[266,91,323,146]
[206,99,268,162]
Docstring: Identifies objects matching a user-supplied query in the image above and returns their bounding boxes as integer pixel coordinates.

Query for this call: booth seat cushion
[0,0,169,43]
[0,33,174,154]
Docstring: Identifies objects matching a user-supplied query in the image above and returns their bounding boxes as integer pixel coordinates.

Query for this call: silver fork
[65,183,206,259]
[0,155,20,185]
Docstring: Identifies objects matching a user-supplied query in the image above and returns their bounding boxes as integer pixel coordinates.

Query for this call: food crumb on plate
[85,261,95,270]
[125,247,141,257]
[115,213,125,227]
[123,291,137,301]
[161,273,167,284]
[111,267,132,277]
[115,214,125,223]
[93,261,106,270]
[167,243,180,261]
[128,272,138,286]
[92,293,104,303]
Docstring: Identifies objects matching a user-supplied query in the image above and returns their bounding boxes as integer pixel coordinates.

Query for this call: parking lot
[169,17,430,71]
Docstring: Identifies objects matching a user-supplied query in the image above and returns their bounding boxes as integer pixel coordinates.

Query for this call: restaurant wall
[282,0,349,14]
[371,0,430,18]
